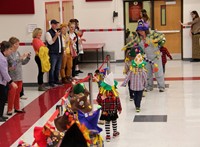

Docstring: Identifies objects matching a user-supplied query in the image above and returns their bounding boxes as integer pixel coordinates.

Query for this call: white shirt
[45,29,62,53]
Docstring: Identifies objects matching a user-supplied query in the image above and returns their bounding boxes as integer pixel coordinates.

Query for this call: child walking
[123,48,135,101]
[121,53,147,112]
[96,72,122,142]
[160,46,173,73]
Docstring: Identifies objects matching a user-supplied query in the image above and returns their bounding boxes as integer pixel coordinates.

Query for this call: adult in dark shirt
[46,19,63,87]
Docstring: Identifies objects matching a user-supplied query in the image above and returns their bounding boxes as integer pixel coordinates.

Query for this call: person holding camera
[0,41,18,121]
[46,19,63,87]
[7,37,30,115]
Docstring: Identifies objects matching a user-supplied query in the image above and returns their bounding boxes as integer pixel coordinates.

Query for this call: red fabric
[7,81,22,112]
[33,127,47,147]
[96,93,122,112]
[160,47,172,65]
[0,0,34,14]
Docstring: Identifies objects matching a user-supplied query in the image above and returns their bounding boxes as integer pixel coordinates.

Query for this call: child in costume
[160,46,173,73]
[123,48,135,101]
[136,20,166,92]
[96,72,122,142]
[121,53,147,112]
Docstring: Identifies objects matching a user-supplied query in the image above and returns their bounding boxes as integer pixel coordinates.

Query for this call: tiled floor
[1,60,200,147]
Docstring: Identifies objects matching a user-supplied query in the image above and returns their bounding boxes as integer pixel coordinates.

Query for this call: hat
[78,108,102,134]
[70,93,92,113]
[60,23,67,28]
[54,107,75,132]
[131,53,146,69]
[60,123,88,147]
[99,72,119,97]
[136,19,149,31]
[50,19,59,24]
[72,83,90,96]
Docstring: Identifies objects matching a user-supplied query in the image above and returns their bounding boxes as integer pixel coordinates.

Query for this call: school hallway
[1,60,200,147]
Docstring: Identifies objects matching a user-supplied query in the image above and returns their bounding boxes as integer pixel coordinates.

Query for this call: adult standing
[181,11,200,61]
[46,19,63,87]
[0,41,17,122]
[7,37,30,115]
[32,28,49,91]
[137,21,165,92]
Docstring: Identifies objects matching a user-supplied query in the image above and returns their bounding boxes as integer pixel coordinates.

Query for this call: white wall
[0,0,199,83]
[183,0,200,58]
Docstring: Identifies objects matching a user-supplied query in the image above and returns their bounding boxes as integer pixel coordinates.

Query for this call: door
[62,1,74,24]
[154,0,182,54]
[45,2,60,31]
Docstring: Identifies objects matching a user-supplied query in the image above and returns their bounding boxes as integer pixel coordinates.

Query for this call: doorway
[123,0,182,59]
[45,1,74,31]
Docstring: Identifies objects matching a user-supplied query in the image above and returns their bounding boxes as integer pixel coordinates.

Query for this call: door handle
[157,30,180,33]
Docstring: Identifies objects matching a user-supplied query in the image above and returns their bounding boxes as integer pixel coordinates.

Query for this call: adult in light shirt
[46,19,63,87]
[0,41,18,122]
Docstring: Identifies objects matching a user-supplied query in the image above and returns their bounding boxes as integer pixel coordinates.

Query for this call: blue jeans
[49,54,62,84]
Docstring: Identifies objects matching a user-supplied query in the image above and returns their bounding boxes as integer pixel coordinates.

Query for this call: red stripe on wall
[18,28,124,46]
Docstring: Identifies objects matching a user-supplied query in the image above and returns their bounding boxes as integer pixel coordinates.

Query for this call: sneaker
[38,85,48,91]
[136,107,140,113]
[98,120,105,125]
[113,131,120,138]
[49,83,56,88]
[106,135,111,142]
[129,97,133,101]
[20,95,28,100]
[159,89,165,92]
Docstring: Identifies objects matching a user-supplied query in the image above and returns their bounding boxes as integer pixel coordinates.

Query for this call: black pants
[133,90,143,108]
[162,64,165,74]
[35,56,44,85]
[0,84,7,117]
[72,56,78,77]
[128,81,134,98]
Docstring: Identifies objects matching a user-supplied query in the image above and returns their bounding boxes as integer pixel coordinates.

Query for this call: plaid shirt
[96,92,122,112]
[160,47,172,65]
[122,69,147,91]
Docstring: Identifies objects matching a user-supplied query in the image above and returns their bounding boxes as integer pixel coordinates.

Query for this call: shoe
[142,92,146,97]
[55,81,63,85]
[113,131,120,138]
[49,83,56,88]
[0,117,6,122]
[20,95,28,100]
[106,135,111,142]
[7,112,12,116]
[62,78,68,84]
[159,89,165,92]
[2,116,8,119]
[38,85,48,91]
[136,107,140,113]
[145,88,153,92]
[97,120,105,125]
[77,70,83,73]
[129,97,134,101]
[15,109,25,113]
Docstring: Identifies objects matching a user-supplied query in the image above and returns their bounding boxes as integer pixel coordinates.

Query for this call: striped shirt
[122,69,147,91]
